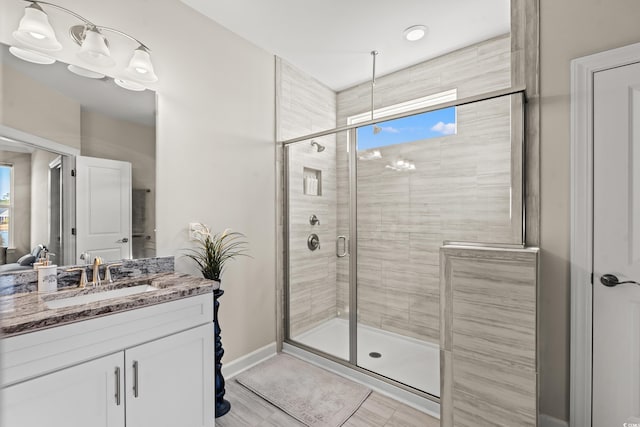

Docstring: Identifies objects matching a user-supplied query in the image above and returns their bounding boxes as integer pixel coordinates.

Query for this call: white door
[593,61,640,427]
[125,324,214,427]
[1,352,125,427]
[76,156,131,263]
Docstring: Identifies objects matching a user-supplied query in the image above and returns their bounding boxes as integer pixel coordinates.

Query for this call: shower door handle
[336,236,348,258]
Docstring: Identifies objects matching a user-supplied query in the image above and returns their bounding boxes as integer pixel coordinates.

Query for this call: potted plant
[184,223,249,284]
[184,223,249,418]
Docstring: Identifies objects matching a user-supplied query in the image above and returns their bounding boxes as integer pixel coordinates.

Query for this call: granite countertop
[0,272,216,338]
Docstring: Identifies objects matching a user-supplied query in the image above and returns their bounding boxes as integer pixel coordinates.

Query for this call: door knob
[600,274,640,287]
[117,237,129,243]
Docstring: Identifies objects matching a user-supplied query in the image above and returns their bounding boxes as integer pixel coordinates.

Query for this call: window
[0,164,13,248]
[348,89,458,151]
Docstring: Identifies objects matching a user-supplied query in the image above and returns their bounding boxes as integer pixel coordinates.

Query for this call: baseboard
[539,413,569,427]
[222,342,277,379]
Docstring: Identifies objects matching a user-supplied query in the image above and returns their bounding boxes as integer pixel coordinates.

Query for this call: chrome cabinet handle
[115,367,121,406]
[336,236,348,258]
[133,360,139,398]
[600,274,640,287]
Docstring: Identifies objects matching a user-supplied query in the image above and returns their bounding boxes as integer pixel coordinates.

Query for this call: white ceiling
[180,0,511,91]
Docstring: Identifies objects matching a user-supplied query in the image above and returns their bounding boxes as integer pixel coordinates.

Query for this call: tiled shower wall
[276,59,338,337]
[336,35,513,343]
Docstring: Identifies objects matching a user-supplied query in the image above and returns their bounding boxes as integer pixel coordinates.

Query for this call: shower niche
[302,167,322,196]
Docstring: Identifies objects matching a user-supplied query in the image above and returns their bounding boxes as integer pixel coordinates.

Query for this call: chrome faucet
[92,256,103,286]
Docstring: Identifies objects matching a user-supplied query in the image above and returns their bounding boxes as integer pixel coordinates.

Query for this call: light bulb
[29,32,46,40]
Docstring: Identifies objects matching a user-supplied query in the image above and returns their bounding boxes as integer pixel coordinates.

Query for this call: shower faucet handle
[309,214,320,225]
[308,234,320,251]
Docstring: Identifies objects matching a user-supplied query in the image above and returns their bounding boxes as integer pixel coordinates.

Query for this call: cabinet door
[1,352,125,427]
[125,324,214,427]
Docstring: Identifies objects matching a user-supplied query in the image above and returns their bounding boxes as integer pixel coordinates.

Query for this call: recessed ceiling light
[403,25,427,42]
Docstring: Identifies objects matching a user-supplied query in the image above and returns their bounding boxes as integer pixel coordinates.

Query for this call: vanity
[0,259,215,427]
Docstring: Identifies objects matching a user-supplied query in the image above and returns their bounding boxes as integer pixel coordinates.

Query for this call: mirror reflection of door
[76,156,132,263]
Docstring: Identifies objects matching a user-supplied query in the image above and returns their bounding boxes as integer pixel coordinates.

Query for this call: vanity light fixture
[403,25,427,42]
[114,78,146,92]
[10,0,158,89]
[9,45,55,64]
[124,46,158,83]
[67,64,105,79]
[12,2,61,51]
[386,159,416,171]
[75,25,115,67]
[358,150,382,161]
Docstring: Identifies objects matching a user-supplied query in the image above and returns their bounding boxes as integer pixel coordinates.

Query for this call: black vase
[214,287,231,417]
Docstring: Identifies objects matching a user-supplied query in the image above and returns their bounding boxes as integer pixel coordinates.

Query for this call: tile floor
[216,357,439,427]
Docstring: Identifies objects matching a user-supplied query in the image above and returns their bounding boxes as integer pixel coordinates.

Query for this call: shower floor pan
[292,317,439,397]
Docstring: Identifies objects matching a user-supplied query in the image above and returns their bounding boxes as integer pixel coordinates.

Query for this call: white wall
[539,0,640,421]
[276,59,339,337]
[0,0,276,362]
[0,63,81,149]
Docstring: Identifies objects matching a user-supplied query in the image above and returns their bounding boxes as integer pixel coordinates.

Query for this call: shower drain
[368,352,382,359]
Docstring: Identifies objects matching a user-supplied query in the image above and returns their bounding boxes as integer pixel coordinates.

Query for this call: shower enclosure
[283,89,525,400]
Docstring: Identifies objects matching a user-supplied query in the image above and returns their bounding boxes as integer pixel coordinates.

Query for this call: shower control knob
[307,234,320,251]
[309,214,320,225]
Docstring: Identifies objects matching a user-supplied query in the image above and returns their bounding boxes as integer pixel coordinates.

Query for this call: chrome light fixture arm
[94,27,151,52]
[68,24,150,52]
[22,0,94,26]
[18,0,151,51]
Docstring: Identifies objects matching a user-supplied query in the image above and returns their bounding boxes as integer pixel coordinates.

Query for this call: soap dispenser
[37,247,57,293]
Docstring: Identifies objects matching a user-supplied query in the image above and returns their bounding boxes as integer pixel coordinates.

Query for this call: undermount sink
[45,284,159,310]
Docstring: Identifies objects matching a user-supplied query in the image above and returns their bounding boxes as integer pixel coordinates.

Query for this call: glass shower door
[285,131,351,362]
[353,94,522,397]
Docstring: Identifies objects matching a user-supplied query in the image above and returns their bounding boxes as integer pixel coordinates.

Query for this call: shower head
[310,140,325,152]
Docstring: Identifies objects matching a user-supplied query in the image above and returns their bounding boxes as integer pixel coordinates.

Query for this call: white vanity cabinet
[1,293,214,427]
[125,324,213,427]
[2,352,125,427]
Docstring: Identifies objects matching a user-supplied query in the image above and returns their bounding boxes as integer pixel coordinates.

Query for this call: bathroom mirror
[0,43,156,268]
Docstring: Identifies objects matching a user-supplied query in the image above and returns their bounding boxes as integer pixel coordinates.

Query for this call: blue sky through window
[357,106,456,151]
[0,166,10,201]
